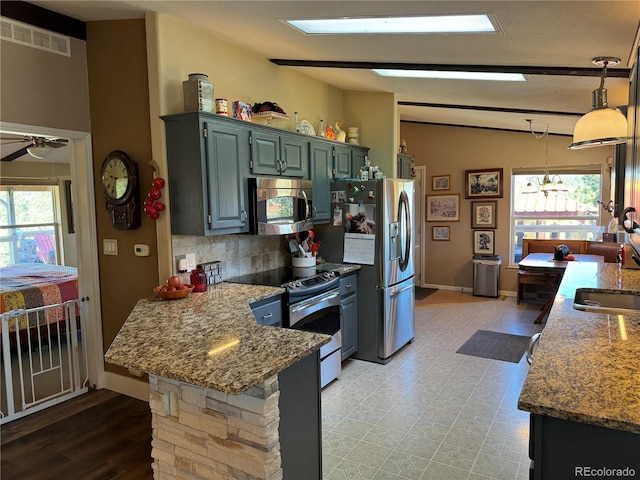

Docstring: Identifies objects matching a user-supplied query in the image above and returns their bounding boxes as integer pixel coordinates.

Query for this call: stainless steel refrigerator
[319,178,415,364]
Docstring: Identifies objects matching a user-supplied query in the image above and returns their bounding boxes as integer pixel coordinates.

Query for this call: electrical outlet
[186,253,196,270]
[175,254,187,272]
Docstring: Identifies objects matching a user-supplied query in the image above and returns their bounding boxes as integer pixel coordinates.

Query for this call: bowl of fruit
[154,276,194,300]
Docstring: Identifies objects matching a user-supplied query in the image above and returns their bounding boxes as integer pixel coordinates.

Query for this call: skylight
[374,69,526,82]
[286,15,499,35]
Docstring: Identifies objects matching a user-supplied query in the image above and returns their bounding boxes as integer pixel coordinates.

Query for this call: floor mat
[415,287,437,300]
[456,329,531,363]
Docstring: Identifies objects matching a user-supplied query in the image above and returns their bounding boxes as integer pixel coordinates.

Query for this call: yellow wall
[344,91,398,175]
[400,122,612,292]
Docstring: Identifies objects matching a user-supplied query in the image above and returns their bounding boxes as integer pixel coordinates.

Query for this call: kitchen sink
[573,288,640,315]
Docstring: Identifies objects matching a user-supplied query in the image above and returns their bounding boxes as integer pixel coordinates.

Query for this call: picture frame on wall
[432,175,450,191]
[432,226,450,241]
[473,230,495,255]
[471,200,497,229]
[426,194,460,222]
[465,168,503,199]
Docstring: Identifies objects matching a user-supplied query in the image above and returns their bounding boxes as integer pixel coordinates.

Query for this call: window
[510,166,602,265]
[0,182,61,266]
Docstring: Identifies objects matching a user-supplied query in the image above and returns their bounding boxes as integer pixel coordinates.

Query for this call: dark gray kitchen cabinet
[339,272,358,360]
[309,140,334,223]
[249,129,308,178]
[250,295,283,327]
[161,112,250,235]
[528,413,640,479]
[334,144,353,178]
[310,141,370,224]
[352,147,368,176]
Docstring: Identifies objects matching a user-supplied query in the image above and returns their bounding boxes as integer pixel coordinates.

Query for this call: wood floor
[1,389,152,480]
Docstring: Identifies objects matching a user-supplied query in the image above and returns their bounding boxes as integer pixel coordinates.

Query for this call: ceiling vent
[0,16,70,57]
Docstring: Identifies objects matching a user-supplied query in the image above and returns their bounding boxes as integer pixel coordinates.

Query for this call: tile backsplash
[172,234,288,280]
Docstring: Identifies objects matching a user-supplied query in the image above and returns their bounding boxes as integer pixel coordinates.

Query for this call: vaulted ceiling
[4,0,640,164]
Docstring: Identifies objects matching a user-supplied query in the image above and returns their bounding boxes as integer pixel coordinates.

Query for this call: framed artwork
[426,194,460,222]
[432,175,450,191]
[471,200,497,229]
[473,230,495,255]
[432,226,450,241]
[465,168,503,199]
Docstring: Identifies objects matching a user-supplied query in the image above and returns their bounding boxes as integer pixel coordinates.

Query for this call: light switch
[103,239,118,256]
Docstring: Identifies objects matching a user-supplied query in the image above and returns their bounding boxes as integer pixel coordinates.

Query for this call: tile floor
[321,296,544,480]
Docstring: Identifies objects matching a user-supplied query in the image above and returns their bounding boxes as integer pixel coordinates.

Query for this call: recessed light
[374,69,526,82]
[286,14,499,35]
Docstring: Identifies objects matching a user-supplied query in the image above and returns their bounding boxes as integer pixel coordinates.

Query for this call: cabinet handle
[241,210,247,222]
[281,160,287,172]
[345,283,352,288]
[261,313,273,319]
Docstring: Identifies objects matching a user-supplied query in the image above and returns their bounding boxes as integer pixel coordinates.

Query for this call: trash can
[472,255,502,297]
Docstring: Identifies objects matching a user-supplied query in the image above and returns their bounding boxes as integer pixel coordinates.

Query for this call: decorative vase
[182,73,214,113]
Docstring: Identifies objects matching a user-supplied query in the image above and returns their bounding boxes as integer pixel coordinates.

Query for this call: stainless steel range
[229,268,342,387]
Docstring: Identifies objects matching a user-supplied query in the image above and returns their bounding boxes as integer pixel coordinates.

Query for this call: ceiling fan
[1,135,68,161]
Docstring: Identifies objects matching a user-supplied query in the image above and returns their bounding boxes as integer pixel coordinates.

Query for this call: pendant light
[568,57,627,150]
[522,120,569,197]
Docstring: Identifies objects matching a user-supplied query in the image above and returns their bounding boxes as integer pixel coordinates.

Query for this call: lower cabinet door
[340,294,358,360]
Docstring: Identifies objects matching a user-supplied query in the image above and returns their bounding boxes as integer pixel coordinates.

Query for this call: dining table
[518,253,605,324]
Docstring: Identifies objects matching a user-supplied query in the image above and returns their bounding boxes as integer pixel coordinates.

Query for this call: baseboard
[103,371,150,401]
[421,283,516,298]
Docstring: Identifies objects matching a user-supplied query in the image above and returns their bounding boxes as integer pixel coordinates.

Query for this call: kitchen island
[105,282,330,480]
[518,262,640,479]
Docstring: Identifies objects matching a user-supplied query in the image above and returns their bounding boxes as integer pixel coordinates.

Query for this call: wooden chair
[585,241,620,263]
[517,239,586,304]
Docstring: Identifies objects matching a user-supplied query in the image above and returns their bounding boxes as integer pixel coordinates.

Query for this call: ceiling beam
[398,101,584,117]
[270,59,631,78]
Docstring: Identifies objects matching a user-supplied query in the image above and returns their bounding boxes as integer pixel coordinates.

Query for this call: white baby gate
[1,299,89,424]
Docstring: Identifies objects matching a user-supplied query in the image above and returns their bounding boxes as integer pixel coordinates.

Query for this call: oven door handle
[289,289,341,326]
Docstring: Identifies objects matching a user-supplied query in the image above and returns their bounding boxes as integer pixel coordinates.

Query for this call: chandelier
[522,120,568,197]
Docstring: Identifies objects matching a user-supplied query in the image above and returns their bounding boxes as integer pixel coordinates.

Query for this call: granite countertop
[518,262,640,434]
[317,262,361,275]
[105,283,330,395]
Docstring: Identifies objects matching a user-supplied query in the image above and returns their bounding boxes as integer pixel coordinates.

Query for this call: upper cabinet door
[250,130,281,176]
[309,141,333,223]
[205,121,250,233]
[250,130,308,177]
[280,135,308,178]
[334,145,353,178]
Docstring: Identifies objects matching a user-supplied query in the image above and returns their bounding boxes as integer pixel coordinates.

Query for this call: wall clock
[100,150,141,230]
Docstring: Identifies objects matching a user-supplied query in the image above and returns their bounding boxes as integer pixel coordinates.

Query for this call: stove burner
[227,267,339,294]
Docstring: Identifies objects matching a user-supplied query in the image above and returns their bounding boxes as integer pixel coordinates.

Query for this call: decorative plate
[299,120,316,136]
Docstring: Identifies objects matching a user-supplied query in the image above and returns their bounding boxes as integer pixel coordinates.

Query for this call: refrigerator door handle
[398,190,411,272]
[391,282,414,296]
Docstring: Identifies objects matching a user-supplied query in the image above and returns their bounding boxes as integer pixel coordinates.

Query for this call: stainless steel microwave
[248,177,313,235]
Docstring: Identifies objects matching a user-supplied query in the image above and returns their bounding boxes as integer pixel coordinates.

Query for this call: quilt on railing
[0,263,79,331]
